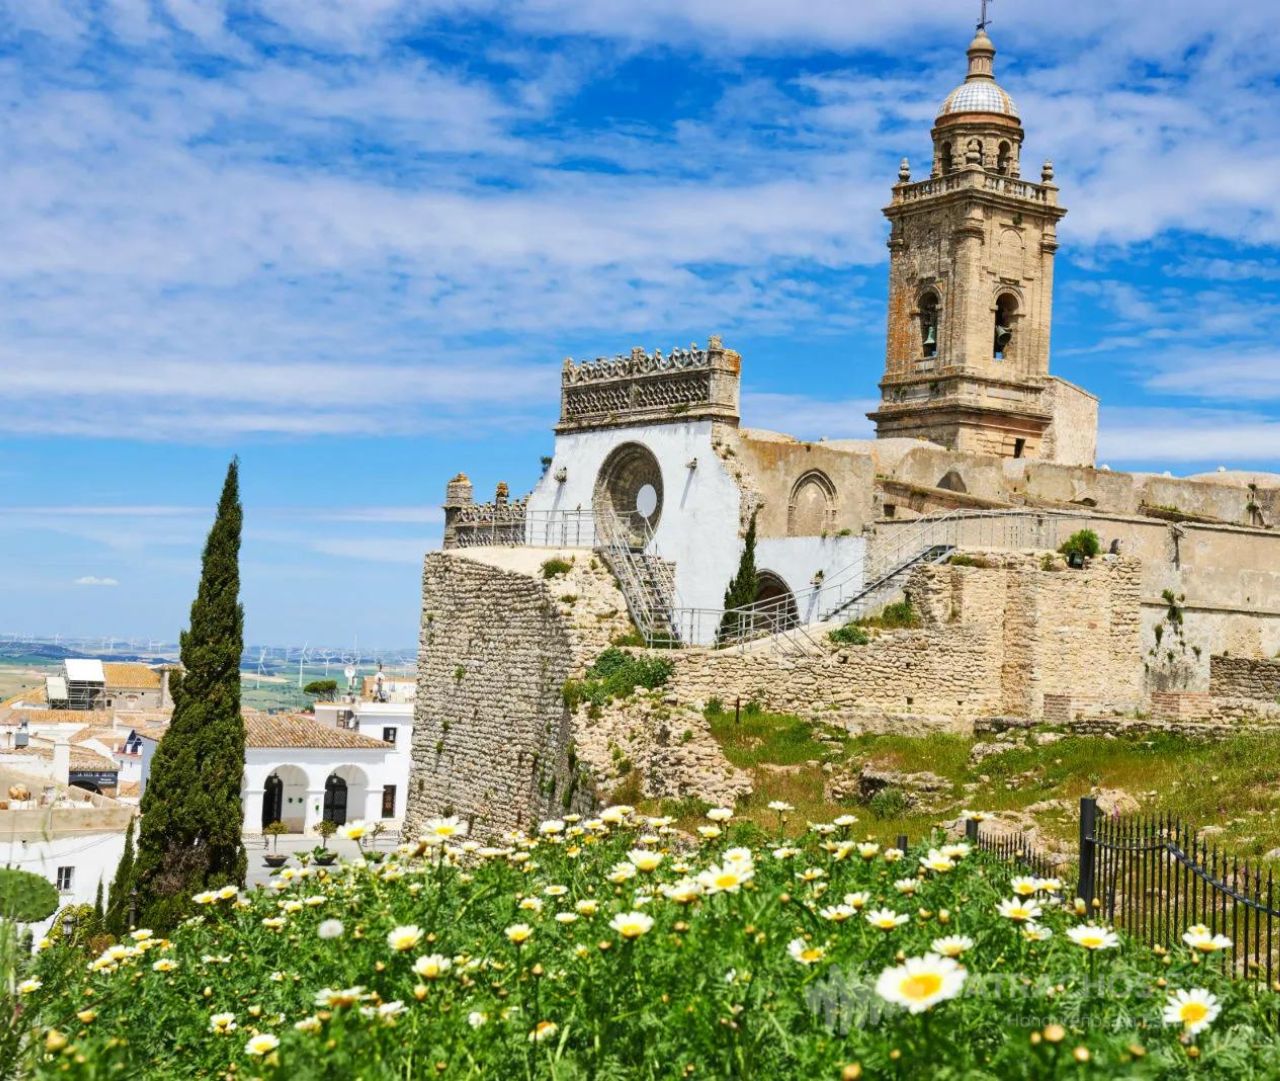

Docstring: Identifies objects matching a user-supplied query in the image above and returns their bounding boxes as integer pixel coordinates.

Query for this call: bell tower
[868,23,1069,460]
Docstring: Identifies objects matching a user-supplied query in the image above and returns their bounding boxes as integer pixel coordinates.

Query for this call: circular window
[595,443,664,545]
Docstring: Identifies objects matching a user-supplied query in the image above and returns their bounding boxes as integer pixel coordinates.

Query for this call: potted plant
[363,821,388,864]
[313,820,339,866]
[263,820,289,868]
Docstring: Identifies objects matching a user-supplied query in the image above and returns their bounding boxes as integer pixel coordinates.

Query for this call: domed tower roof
[937,29,1019,120]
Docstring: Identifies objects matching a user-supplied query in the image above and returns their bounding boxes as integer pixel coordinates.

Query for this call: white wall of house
[241,745,409,836]
[527,419,744,639]
[0,830,127,942]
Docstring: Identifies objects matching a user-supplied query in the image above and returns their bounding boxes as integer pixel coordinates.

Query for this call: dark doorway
[262,773,284,829]
[323,774,348,826]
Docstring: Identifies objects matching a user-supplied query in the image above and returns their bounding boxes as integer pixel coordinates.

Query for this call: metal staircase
[818,542,954,623]
[594,510,680,646]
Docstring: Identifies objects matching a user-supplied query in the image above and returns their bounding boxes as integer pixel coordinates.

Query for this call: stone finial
[708,334,723,350]
[965,142,982,166]
[444,473,473,505]
[494,482,510,506]
[898,157,911,183]
[1041,160,1055,183]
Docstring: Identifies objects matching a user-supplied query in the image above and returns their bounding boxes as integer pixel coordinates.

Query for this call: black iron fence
[965,816,1067,884]
[967,797,1280,988]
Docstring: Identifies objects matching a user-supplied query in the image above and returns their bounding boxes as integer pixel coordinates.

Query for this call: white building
[133,710,412,837]
[0,764,135,941]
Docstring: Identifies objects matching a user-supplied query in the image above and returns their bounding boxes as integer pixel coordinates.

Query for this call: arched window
[940,141,954,175]
[918,291,940,358]
[996,141,1012,176]
[787,471,837,536]
[994,293,1019,360]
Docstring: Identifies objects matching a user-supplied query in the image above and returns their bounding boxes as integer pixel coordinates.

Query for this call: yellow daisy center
[1181,1002,1209,1024]
[900,973,944,1001]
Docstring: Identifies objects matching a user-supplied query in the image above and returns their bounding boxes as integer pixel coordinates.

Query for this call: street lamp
[62,911,77,944]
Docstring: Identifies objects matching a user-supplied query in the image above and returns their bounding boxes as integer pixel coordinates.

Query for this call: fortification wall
[405,548,633,838]
[1209,655,1280,702]
[665,552,1144,731]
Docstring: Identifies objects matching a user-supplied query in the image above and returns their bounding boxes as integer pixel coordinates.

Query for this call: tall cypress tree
[129,460,247,929]
[105,816,135,935]
[718,512,759,641]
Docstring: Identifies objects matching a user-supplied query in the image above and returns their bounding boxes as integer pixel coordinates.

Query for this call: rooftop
[243,713,392,751]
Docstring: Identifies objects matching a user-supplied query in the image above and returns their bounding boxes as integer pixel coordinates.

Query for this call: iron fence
[1078,798,1280,984]
[966,817,1067,884]
[970,799,1280,989]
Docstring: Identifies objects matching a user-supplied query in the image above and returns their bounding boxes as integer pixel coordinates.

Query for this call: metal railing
[594,509,681,647]
[976,797,1280,987]
[669,508,969,653]
[1079,799,1280,982]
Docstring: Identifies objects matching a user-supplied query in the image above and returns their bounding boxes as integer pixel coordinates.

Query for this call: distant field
[0,660,56,703]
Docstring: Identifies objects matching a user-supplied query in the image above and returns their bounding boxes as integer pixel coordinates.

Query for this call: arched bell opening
[994,292,1019,360]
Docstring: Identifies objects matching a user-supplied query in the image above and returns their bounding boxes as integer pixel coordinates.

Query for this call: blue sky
[1,0,1277,648]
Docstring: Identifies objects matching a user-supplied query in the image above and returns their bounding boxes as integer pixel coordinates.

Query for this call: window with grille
[56,866,74,891]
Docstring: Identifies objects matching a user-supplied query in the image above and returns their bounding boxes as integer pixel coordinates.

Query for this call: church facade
[437,27,1280,660]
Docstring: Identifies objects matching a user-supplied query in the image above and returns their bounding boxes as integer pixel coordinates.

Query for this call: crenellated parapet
[442,474,528,548]
[557,336,740,433]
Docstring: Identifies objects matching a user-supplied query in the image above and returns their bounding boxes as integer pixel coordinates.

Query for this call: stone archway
[753,570,799,634]
[595,442,664,546]
[937,470,968,494]
[263,764,308,832]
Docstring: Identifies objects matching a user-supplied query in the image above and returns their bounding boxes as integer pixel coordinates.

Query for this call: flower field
[12,808,1280,1079]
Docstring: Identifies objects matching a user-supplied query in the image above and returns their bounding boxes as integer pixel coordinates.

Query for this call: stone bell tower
[867,26,1071,460]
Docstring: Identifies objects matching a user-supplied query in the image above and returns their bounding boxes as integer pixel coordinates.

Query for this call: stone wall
[405,548,634,838]
[663,551,1144,731]
[1209,655,1280,702]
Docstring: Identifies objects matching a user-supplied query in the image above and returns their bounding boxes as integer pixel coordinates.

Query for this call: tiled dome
[940,80,1018,118]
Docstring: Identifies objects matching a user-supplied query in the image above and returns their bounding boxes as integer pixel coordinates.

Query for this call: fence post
[896,833,908,854]
[965,817,978,844]
[1078,796,1099,906]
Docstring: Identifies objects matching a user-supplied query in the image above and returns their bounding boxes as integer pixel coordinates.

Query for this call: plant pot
[263,854,288,868]
[313,853,337,866]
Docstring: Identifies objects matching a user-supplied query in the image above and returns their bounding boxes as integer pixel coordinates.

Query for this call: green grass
[684,709,1280,858]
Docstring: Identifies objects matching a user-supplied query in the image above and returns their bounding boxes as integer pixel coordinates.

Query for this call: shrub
[947,554,990,569]
[704,697,725,716]
[858,599,920,630]
[541,557,573,579]
[562,648,674,713]
[0,867,59,923]
[828,623,870,647]
[868,787,912,819]
[1058,529,1101,561]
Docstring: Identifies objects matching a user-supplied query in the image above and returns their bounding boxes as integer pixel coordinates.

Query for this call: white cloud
[742,391,878,442]
[74,575,120,587]
[1099,406,1280,466]
[308,537,432,564]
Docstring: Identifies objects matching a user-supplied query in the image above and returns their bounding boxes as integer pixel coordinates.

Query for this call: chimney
[52,735,71,786]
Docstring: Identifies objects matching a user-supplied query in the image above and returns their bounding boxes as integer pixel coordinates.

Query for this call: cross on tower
[977,0,993,31]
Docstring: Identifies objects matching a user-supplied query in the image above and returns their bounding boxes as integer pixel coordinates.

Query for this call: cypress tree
[105,816,135,935]
[129,460,247,930]
[718,512,759,641]
[93,879,104,922]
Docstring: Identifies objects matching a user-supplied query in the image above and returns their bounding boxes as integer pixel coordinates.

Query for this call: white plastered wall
[527,421,742,630]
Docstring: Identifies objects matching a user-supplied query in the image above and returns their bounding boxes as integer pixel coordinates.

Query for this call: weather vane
[978,0,993,31]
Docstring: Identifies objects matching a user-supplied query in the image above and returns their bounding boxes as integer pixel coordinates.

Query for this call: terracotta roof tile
[102,663,162,690]
[4,745,119,772]
[244,714,391,751]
